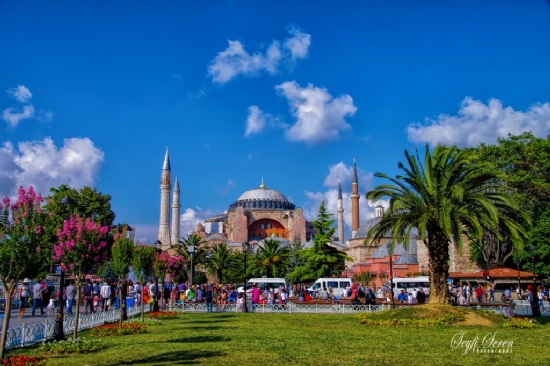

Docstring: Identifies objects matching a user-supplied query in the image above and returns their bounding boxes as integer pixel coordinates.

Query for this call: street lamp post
[188,243,195,287]
[54,196,74,341]
[242,242,249,313]
[388,245,395,309]
[153,240,162,312]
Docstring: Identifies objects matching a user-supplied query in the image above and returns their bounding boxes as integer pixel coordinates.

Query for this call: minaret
[171,175,181,246]
[337,179,344,244]
[351,158,360,238]
[158,148,172,250]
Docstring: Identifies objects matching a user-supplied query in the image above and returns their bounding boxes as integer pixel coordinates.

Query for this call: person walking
[100,281,111,311]
[65,280,76,315]
[31,278,45,316]
[17,279,31,319]
[83,280,94,314]
[205,286,213,313]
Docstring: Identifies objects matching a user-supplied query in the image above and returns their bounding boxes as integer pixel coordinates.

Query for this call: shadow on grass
[165,335,230,343]
[188,326,236,331]
[183,319,231,324]
[108,350,225,365]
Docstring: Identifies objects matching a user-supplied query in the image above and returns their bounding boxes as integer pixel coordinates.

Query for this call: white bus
[391,276,430,298]
[376,276,430,298]
[238,278,287,293]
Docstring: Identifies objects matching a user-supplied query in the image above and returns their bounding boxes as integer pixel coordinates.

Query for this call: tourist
[537,286,545,311]
[385,291,392,305]
[148,280,157,311]
[407,292,414,304]
[489,286,495,302]
[186,286,196,303]
[100,281,111,311]
[280,288,288,304]
[17,279,31,319]
[527,285,541,317]
[46,295,55,314]
[475,285,483,303]
[397,289,408,304]
[516,285,522,300]
[416,287,426,304]
[31,278,45,316]
[65,280,76,315]
[251,284,260,311]
[206,286,213,313]
[83,280,94,314]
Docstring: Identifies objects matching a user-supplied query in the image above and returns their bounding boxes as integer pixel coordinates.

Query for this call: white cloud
[3,105,35,127]
[7,85,32,103]
[2,85,53,127]
[245,106,267,136]
[180,207,219,238]
[207,28,311,84]
[303,161,378,242]
[276,81,357,144]
[244,106,283,136]
[407,97,550,147]
[0,137,104,198]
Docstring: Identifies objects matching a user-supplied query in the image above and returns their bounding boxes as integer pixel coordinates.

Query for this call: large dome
[237,187,288,201]
[229,182,295,211]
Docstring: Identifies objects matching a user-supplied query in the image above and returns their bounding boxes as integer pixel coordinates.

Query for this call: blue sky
[1,1,549,243]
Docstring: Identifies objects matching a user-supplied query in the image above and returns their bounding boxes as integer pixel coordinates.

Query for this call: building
[157,151,313,251]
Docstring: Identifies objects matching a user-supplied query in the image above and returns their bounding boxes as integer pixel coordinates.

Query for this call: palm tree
[172,234,208,282]
[256,239,291,277]
[205,243,232,283]
[366,145,528,304]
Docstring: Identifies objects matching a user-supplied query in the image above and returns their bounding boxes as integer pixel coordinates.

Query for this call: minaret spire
[337,179,344,244]
[260,177,265,189]
[351,158,360,238]
[158,149,172,250]
[171,175,181,246]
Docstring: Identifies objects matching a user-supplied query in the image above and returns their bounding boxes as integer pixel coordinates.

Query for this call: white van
[308,278,352,297]
[238,278,287,293]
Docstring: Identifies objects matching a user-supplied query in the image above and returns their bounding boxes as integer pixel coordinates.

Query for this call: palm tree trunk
[140,277,144,322]
[427,232,451,304]
[0,284,16,359]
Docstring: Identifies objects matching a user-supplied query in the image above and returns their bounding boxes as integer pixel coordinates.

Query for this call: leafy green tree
[288,201,349,283]
[0,187,46,359]
[255,239,291,277]
[366,145,528,304]
[40,185,116,275]
[286,234,304,280]
[473,132,550,276]
[205,243,232,283]
[132,244,156,321]
[111,226,134,324]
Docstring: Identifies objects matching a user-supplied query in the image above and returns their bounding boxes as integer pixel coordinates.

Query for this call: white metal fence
[5,306,150,350]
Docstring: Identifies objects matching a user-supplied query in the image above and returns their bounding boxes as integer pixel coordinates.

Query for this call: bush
[89,323,147,337]
[149,311,179,320]
[1,356,48,366]
[128,317,162,326]
[40,338,103,355]
[503,317,537,329]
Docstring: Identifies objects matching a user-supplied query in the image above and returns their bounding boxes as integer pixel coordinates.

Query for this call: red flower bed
[90,322,147,337]
[149,311,178,320]
[1,356,48,366]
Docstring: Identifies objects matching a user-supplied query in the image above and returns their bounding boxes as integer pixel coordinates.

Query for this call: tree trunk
[119,279,127,325]
[427,232,451,304]
[72,278,82,342]
[0,283,16,359]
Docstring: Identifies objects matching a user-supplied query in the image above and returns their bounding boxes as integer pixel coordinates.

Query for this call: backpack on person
[357,288,365,298]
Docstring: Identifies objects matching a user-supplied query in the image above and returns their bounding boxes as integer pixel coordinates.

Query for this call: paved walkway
[1,302,112,331]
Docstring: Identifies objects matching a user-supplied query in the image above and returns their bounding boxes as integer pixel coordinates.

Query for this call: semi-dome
[395,254,419,265]
[228,180,295,211]
[353,217,382,239]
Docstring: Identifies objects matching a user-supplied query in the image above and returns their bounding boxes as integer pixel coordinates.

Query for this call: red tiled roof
[449,267,535,279]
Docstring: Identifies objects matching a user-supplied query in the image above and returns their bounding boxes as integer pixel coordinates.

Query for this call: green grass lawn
[6,312,550,366]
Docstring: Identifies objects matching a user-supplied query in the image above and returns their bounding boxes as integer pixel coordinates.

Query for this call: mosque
[156,150,479,278]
